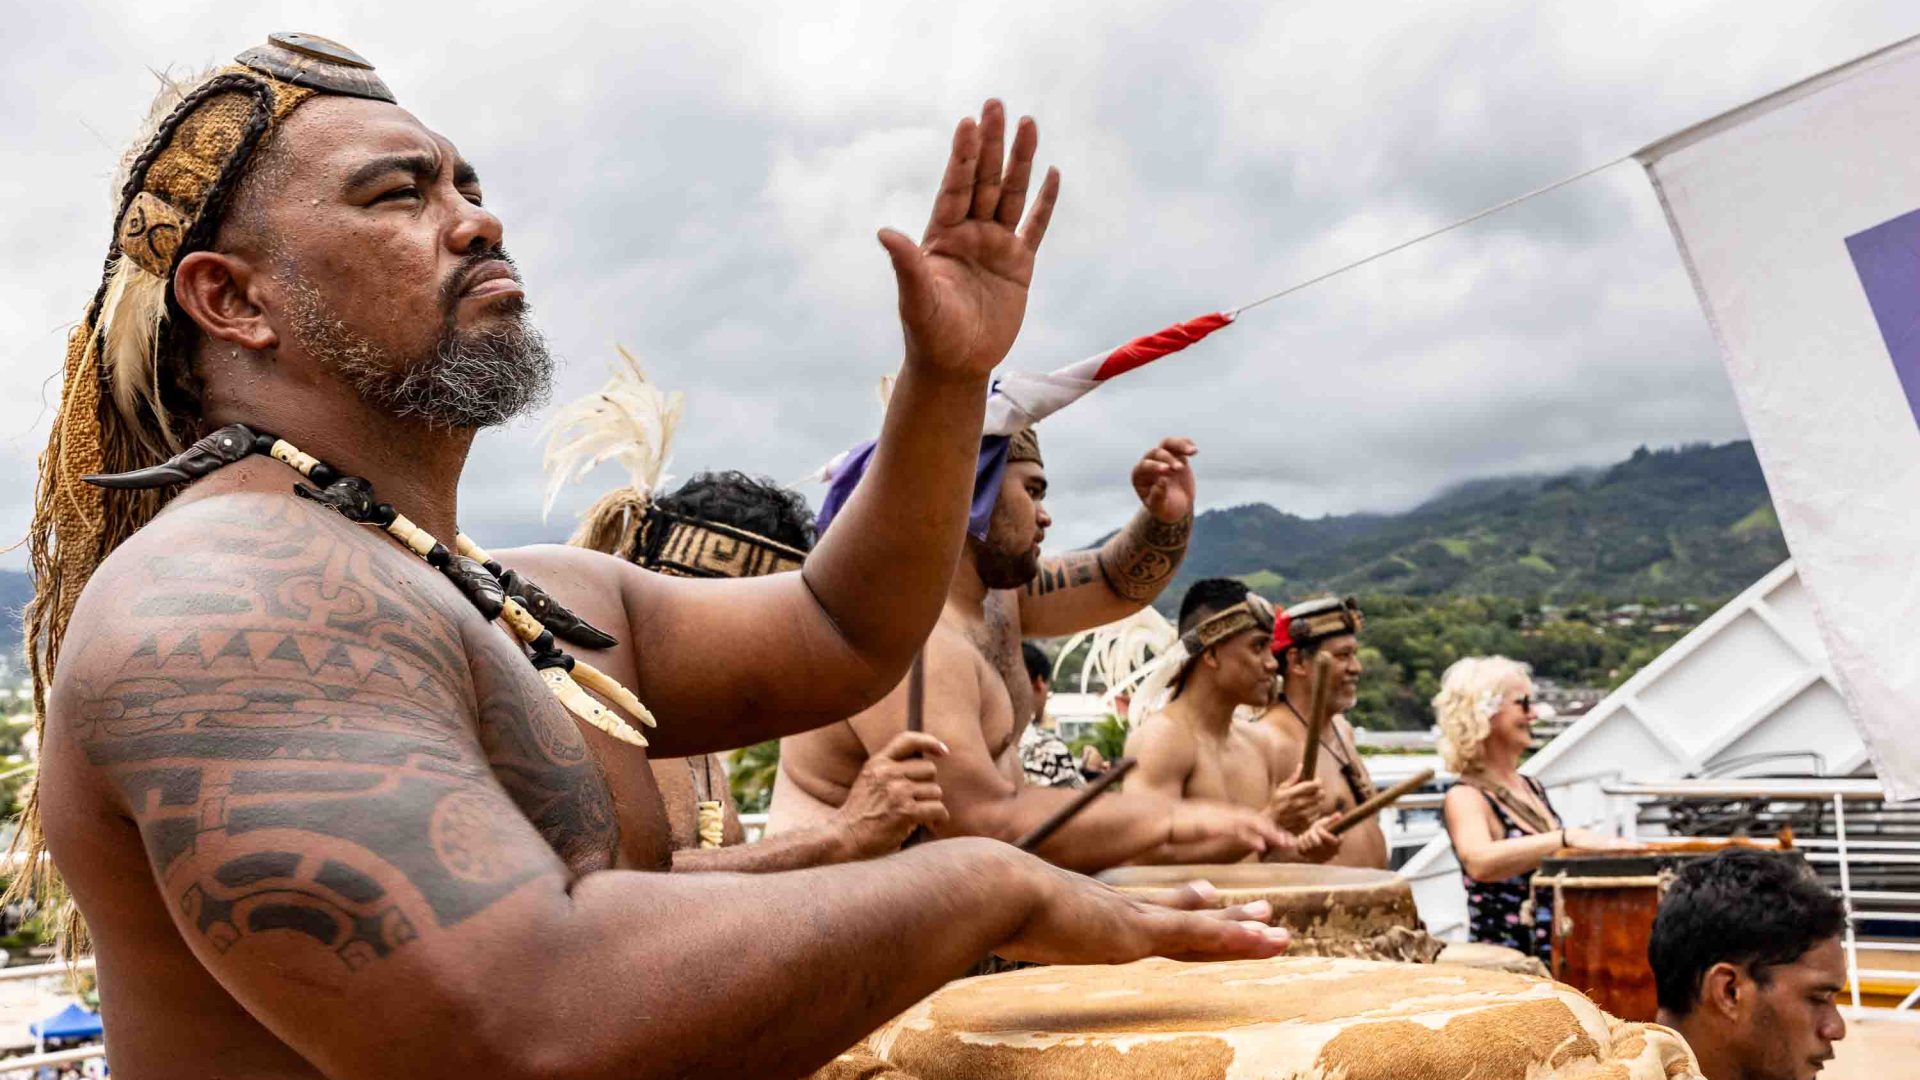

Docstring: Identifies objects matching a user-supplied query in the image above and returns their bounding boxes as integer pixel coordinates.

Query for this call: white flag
[1638,36,1920,799]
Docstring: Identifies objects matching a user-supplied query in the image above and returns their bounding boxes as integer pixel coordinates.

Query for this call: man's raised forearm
[1096,506,1193,603]
[670,823,858,874]
[803,365,989,674]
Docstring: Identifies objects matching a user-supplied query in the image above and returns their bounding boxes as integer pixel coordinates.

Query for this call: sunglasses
[1514,695,1535,712]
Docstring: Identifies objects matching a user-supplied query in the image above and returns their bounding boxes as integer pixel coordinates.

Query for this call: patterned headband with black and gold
[631,507,808,580]
[1178,593,1277,655]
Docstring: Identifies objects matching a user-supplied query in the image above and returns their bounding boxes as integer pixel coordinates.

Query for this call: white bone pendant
[571,659,658,728]
[540,667,648,747]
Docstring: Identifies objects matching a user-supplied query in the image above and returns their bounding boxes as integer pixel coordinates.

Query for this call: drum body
[1539,839,1796,1022]
[1096,863,1445,963]
[856,956,1701,1080]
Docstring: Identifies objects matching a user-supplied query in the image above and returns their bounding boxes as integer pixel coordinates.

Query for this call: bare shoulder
[1124,712,1196,763]
[488,542,625,589]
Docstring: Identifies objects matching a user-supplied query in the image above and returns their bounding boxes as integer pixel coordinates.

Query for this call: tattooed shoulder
[51,494,600,976]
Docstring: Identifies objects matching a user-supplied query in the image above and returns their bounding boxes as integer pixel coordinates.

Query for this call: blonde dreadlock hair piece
[14,34,394,917]
[541,346,684,557]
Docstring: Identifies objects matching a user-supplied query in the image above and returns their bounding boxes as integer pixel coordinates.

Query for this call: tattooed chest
[467,640,619,877]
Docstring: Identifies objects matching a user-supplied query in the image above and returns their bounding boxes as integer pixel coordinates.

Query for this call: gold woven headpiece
[1007,427,1043,466]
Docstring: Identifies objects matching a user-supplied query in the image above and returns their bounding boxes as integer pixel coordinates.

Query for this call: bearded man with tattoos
[24,35,1289,1080]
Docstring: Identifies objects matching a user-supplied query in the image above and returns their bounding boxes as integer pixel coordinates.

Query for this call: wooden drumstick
[1330,769,1435,835]
[905,649,927,734]
[1299,652,1338,782]
[1016,757,1138,852]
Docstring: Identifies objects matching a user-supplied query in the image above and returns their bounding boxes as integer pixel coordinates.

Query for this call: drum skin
[1436,941,1549,978]
[857,956,1702,1080]
[1097,863,1445,963]
[1540,839,1797,1023]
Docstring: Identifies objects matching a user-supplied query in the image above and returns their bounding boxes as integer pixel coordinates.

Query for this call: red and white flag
[983,312,1235,436]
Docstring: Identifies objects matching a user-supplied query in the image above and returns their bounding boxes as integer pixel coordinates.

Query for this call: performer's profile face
[973,462,1049,588]
[1288,633,1362,711]
[1736,936,1847,1080]
[1207,629,1278,706]
[194,96,550,428]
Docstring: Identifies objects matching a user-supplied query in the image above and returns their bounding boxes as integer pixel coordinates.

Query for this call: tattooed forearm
[1022,549,1101,599]
[64,497,604,974]
[1096,509,1192,602]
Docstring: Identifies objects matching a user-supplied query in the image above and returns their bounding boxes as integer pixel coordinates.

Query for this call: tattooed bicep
[59,497,561,977]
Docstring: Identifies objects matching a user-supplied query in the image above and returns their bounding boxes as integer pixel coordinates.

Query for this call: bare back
[39,485,630,1077]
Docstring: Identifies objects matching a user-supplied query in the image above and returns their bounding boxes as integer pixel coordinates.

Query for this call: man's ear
[173,250,278,352]
[1700,961,1745,1020]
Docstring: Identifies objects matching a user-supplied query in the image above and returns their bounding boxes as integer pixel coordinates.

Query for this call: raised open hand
[880,99,1061,380]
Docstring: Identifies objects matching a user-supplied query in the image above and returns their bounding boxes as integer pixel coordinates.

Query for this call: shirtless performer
[24,36,1287,1078]
[1252,596,1390,869]
[771,425,1302,872]
[1125,579,1339,862]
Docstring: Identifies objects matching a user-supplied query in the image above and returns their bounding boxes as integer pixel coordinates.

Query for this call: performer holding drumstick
[1436,656,1632,963]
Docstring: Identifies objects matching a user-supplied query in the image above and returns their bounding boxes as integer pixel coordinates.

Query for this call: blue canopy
[30,1002,102,1040]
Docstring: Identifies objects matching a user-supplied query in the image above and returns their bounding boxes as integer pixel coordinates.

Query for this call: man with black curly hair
[1650,849,1849,1080]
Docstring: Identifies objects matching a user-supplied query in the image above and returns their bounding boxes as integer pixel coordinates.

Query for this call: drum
[1096,863,1445,963]
[1436,940,1549,978]
[856,956,1701,1080]
[1538,838,1797,1022]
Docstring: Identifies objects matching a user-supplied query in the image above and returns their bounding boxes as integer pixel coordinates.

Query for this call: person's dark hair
[1649,849,1847,1016]
[651,471,817,552]
[1177,578,1250,634]
[1021,641,1051,684]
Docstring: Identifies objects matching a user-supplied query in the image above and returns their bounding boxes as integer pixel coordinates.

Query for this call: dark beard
[973,541,1040,590]
[285,274,553,431]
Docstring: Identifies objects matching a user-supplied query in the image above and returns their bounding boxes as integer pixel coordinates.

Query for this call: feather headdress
[541,346,684,556]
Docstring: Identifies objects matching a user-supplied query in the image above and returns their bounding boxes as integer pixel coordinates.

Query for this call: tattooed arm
[1019,437,1196,638]
[48,495,1282,1079]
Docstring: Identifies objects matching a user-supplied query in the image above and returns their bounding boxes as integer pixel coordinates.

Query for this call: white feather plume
[1054,606,1180,726]
[541,346,683,522]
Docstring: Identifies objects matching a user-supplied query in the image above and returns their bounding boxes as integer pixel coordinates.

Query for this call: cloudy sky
[5,2,1916,567]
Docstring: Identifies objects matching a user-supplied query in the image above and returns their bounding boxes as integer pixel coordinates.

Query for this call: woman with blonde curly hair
[1437,656,1627,960]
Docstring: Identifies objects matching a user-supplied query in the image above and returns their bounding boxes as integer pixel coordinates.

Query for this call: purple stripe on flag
[1845,207,1920,432]
[816,435,1014,541]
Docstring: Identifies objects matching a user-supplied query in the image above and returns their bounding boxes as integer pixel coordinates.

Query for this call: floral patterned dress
[1458,777,1558,963]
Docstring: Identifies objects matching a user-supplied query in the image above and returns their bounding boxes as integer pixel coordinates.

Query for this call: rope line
[1227,153,1636,318]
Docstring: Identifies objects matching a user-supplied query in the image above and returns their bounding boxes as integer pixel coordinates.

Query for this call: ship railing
[1603,778,1919,1012]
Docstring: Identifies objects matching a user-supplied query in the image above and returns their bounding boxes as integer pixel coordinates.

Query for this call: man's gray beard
[284,279,553,430]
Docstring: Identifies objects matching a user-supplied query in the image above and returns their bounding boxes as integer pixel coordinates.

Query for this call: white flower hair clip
[1474,689,1503,720]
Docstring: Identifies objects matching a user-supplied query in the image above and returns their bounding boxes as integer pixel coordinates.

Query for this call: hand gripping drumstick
[1330,769,1436,836]
[1298,652,1338,782]
[1015,757,1139,852]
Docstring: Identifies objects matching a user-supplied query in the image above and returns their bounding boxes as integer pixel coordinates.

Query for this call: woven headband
[631,506,807,579]
[1007,427,1043,467]
[1178,593,1277,655]
[1272,596,1365,655]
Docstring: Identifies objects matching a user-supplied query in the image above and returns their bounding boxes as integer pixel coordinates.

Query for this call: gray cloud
[5,2,1916,567]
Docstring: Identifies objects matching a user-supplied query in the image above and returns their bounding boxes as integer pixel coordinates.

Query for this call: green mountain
[1171,440,1787,606]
